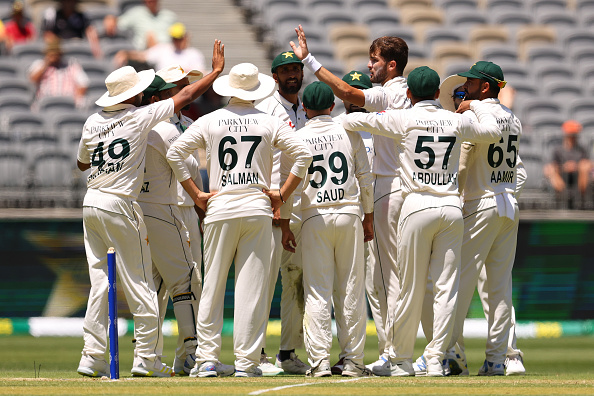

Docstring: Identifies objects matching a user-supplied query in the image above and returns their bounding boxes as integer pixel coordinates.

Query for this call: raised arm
[290,25,366,107]
[171,40,225,114]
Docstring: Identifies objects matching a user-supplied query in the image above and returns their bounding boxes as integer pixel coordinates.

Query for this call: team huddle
[75,24,526,379]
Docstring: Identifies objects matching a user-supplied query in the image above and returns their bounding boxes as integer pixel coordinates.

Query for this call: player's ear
[481,81,490,95]
[406,88,412,99]
[272,72,279,84]
[387,59,397,72]
[330,103,335,111]
[433,88,440,100]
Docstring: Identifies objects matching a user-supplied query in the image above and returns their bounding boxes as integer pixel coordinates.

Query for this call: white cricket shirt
[78,99,175,205]
[256,91,307,188]
[362,76,410,177]
[460,98,523,202]
[167,97,312,224]
[137,119,199,205]
[294,115,374,223]
[343,100,501,199]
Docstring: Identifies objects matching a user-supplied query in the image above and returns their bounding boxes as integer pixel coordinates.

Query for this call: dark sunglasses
[452,91,466,99]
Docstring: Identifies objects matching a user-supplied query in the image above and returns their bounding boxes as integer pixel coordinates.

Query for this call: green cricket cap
[302,81,335,110]
[407,66,440,98]
[271,51,304,73]
[458,61,506,88]
[342,70,372,89]
[143,75,176,97]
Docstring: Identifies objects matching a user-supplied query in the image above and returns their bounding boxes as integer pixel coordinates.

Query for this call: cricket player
[255,51,309,375]
[281,81,374,377]
[446,62,524,376]
[342,66,501,377]
[290,25,410,373]
[76,39,225,378]
[136,75,202,376]
[166,63,312,377]
[156,64,207,376]
[330,70,376,375]
[436,74,527,377]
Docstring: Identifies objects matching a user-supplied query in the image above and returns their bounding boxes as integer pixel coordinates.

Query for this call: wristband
[279,189,285,203]
[302,53,322,73]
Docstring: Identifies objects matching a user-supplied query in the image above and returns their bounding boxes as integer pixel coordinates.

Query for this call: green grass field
[1,335,593,395]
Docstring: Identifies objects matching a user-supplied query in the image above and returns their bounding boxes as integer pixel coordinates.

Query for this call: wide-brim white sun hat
[213,63,276,101]
[96,66,155,107]
[439,74,466,112]
[157,64,203,84]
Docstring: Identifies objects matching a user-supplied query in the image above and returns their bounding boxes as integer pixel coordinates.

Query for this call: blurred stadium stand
[0,0,592,210]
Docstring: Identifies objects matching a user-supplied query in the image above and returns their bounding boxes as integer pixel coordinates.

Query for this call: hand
[262,189,283,214]
[211,39,225,73]
[289,25,309,60]
[455,100,472,114]
[362,213,374,242]
[281,223,296,253]
[272,206,281,227]
[194,191,216,212]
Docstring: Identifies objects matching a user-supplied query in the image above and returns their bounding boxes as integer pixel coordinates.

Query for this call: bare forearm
[315,67,365,107]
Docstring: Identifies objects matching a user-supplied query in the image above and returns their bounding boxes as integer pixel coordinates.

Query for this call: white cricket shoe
[412,355,427,376]
[235,366,263,377]
[305,360,332,377]
[276,352,311,374]
[259,353,284,376]
[390,359,415,377]
[131,356,174,377]
[190,361,235,378]
[341,359,374,377]
[77,354,108,378]
[505,355,526,376]
[446,347,469,376]
[366,355,390,376]
[477,359,504,376]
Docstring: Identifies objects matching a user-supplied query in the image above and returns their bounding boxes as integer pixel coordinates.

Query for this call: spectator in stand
[28,39,89,111]
[4,1,37,53]
[103,0,176,50]
[41,0,102,58]
[544,120,592,209]
[114,22,206,73]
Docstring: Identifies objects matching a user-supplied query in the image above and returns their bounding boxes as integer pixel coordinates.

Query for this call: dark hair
[369,36,408,75]
[483,80,501,97]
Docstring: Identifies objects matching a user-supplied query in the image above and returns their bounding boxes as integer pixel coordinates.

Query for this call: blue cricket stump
[107,247,120,379]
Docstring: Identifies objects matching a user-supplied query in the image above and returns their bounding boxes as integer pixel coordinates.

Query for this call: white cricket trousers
[267,222,303,350]
[366,175,403,357]
[450,198,519,364]
[270,221,304,351]
[302,213,366,368]
[196,215,271,371]
[82,202,161,360]
[478,270,522,357]
[387,194,462,365]
[139,202,198,358]
[175,205,202,360]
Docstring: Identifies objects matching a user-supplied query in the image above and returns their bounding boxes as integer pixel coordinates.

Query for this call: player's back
[78,99,174,200]
[299,115,364,222]
[396,103,467,198]
[137,121,180,205]
[462,100,522,201]
[190,101,290,223]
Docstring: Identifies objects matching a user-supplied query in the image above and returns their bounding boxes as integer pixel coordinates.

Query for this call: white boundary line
[248,377,365,395]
